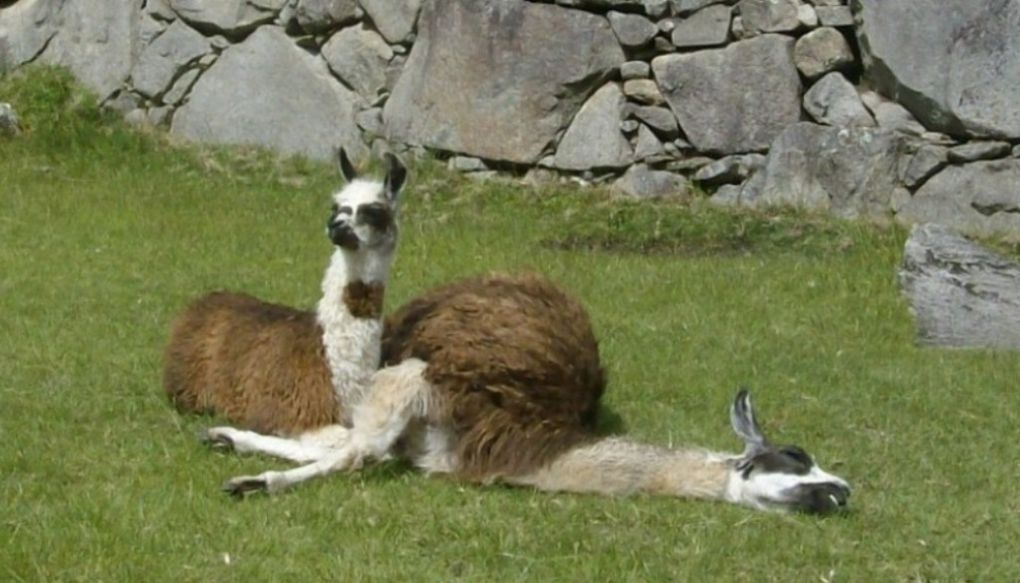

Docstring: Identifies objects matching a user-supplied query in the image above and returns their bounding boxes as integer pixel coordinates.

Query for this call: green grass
[2,67,1019,581]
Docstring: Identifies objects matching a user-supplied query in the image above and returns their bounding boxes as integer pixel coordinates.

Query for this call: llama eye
[780,446,812,466]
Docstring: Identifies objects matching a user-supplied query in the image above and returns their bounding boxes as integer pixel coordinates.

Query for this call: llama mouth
[329,226,360,250]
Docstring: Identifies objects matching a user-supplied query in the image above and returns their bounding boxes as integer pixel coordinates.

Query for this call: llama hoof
[222,476,268,498]
[200,428,235,451]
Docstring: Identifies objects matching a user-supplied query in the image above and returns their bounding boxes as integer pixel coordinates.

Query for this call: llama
[206,273,851,514]
[163,149,407,444]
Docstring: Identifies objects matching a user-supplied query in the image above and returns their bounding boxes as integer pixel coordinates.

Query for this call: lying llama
[206,273,851,514]
[163,149,406,441]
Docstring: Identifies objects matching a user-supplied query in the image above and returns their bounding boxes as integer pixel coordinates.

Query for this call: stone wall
[2,0,1018,237]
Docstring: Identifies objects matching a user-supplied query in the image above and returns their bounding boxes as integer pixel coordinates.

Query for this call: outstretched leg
[203,424,352,463]
[223,358,432,496]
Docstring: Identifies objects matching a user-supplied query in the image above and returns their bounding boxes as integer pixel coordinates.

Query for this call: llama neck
[317,248,392,409]
[510,437,735,501]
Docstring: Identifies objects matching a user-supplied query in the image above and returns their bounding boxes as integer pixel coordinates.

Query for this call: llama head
[327,148,406,254]
[724,389,851,515]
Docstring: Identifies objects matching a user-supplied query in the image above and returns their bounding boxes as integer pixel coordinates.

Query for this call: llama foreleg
[223,358,432,496]
[203,425,352,463]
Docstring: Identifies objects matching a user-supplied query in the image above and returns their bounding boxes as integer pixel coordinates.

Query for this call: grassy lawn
[2,67,1019,581]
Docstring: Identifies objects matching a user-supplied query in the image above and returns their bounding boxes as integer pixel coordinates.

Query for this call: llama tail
[506,437,732,501]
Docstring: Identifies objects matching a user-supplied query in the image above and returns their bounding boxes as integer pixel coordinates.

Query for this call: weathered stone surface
[737,0,801,33]
[793,26,853,79]
[608,11,657,48]
[855,0,1020,139]
[628,104,679,139]
[358,0,421,43]
[815,5,852,27]
[612,164,690,198]
[0,0,61,69]
[448,156,489,172]
[554,83,633,170]
[803,72,874,127]
[0,102,21,136]
[947,141,1012,164]
[621,61,651,80]
[860,90,927,136]
[897,160,1020,238]
[670,0,733,16]
[162,67,201,105]
[294,0,358,33]
[899,144,947,190]
[322,24,392,101]
[172,27,364,161]
[622,79,665,105]
[671,5,731,48]
[169,0,286,35]
[131,20,211,98]
[796,3,818,27]
[384,0,623,164]
[31,2,140,100]
[747,122,906,218]
[899,223,1020,349]
[653,34,800,154]
[633,124,665,159]
[355,107,384,136]
[693,153,765,185]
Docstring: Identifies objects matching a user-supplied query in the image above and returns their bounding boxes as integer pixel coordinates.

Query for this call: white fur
[724,461,850,511]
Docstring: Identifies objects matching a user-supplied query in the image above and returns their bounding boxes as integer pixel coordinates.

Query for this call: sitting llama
[204,272,851,515]
[163,149,406,448]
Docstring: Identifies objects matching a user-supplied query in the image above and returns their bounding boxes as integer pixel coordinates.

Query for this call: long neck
[317,247,392,409]
[510,437,737,501]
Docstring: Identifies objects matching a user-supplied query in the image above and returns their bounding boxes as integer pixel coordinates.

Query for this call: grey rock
[793,26,853,79]
[138,14,170,48]
[0,0,61,69]
[384,54,407,92]
[666,155,715,172]
[653,37,676,54]
[621,61,651,80]
[131,20,211,98]
[620,119,640,134]
[737,0,801,33]
[33,2,140,101]
[709,183,744,206]
[608,11,657,48]
[359,0,421,43]
[103,91,142,115]
[145,0,178,22]
[623,79,665,105]
[657,19,676,34]
[861,91,927,136]
[653,34,801,154]
[671,5,731,48]
[855,0,1020,139]
[322,24,393,101]
[355,107,384,136]
[612,164,690,198]
[168,0,286,35]
[750,122,907,218]
[464,170,500,182]
[807,0,844,5]
[1014,145,1020,158]
[644,0,670,18]
[172,26,364,161]
[448,156,490,172]
[294,0,358,33]
[802,72,875,127]
[899,223,1020,349]
[633,124,666,159]
[384,0,624,164]
[628,105,680,139]
[693,153,765,185]
[947,141,1012,164]
[0,102,21,136]
[124,108,150,128]
[899,144,947,190]
[670,0,732,16]
[148,105,174,126]
[897,160,1020,238]
[815,5,852,27]
[553,83,633,170]
[162,67,202,105]
[796,3,818,27]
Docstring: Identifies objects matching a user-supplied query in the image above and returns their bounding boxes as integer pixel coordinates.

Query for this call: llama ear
[730,388,769,456]
[383,153,407,202]
[337,148,358,183]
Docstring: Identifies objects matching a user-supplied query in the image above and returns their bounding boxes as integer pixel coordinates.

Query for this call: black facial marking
[744,445,814,476]
[787,482,850,515]
[338,205,353,216]
[357,202,393,229]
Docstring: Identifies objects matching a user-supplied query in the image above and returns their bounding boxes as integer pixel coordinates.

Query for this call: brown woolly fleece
[343,281,385,319]
[381,273,606,483]
[163,292,341,435]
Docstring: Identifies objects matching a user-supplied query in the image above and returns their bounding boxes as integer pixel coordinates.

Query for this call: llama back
[163,291,340,435]
[381,273,606,482]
